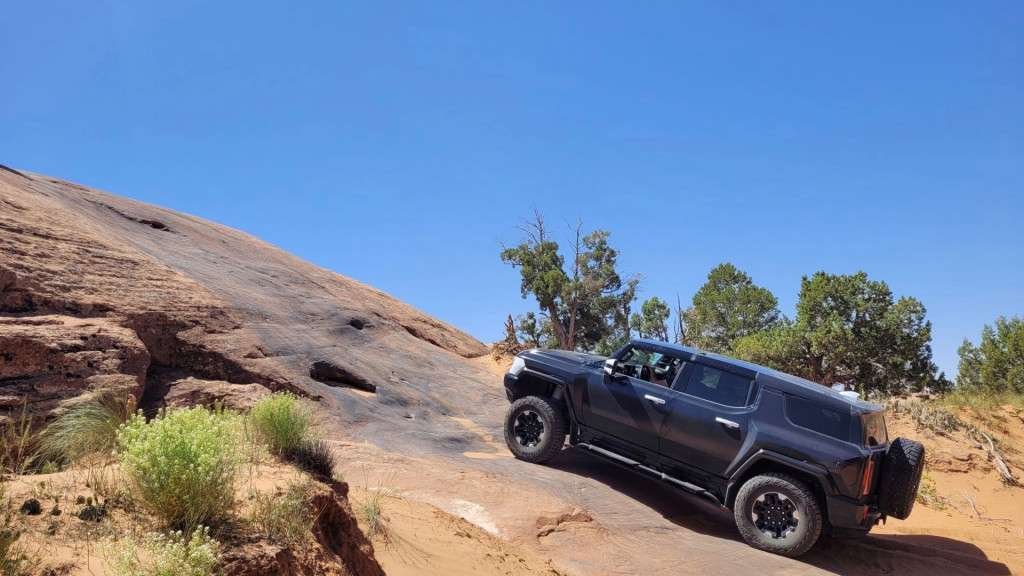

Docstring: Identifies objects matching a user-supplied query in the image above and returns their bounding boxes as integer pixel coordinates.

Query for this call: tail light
[860,457,877,497]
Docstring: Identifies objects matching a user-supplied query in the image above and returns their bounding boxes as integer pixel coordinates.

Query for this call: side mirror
[603,358,619,377]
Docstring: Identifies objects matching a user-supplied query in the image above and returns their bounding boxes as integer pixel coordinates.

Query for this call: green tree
[734,271,943,395]
[630,297,671,340]
[501,214,570,348]
[515,311,546,347]
[956,316,1024,393]
[683,263,781,352]
[502,214,636,351]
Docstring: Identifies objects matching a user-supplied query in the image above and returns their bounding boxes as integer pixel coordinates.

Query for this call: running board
[577,443,723,507]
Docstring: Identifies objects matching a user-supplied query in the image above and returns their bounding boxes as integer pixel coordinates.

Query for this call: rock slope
[0,165,495,452]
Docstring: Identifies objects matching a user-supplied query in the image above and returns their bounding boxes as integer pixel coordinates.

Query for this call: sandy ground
[350,487,564,576]
[3,455,561,576]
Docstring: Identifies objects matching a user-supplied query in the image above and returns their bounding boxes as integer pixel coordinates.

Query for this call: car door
[581,346,677,461]
[659,360,758,478]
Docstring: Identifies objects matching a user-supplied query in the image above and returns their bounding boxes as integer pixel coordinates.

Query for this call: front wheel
[503,396,567,464]
[733,473,823,557]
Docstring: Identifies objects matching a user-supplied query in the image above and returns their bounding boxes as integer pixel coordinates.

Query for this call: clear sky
[2,2,1021,377]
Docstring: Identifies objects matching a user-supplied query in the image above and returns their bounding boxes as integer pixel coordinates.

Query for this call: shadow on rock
[544,448,1010,576]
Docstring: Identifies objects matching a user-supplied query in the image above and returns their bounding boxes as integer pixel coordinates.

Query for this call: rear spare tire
[504,395,567,464]
[878,437,925,520]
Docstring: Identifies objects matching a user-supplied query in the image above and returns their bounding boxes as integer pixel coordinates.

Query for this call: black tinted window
[680,364,751,407]
[786,396,851,441]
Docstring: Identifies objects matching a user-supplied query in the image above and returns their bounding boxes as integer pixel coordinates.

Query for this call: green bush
[108,527,219,576]
[250,393,311,455]
[41,389,134,464]
[118,408,239,529]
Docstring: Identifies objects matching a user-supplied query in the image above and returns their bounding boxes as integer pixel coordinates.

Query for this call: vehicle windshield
[618,346,684,387]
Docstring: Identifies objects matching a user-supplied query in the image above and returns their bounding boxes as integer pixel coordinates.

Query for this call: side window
[786,396,851,441]
[677,364,751,407]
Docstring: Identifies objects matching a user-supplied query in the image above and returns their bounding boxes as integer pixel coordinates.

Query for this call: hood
[521,348,607,369]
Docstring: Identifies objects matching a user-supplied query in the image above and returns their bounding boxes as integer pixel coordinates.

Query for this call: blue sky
[2,2,1021,377]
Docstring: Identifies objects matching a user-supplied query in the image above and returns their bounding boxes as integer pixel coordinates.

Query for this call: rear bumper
[826,494,882,534]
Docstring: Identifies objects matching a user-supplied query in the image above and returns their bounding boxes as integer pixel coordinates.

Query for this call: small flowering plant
[117,407,240,529]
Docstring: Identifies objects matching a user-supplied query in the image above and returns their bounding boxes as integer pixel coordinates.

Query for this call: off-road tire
[504,395,567,464]
[877,437,925,520]
[734,473,823,557]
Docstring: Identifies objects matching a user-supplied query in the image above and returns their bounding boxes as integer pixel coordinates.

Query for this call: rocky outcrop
[218,481,384,576]
[0,167,499,457]
[162,377,271,411]
[0,315,148,415]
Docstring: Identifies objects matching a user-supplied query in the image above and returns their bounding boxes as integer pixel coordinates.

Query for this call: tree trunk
[547,303,570,350]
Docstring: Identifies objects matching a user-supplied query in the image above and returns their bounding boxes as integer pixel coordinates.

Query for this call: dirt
[4,167,1024,576]
[350,487,565,576]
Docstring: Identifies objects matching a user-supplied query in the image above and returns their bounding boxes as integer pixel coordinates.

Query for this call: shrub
[285,439,336,478]
[904,402,963,435]
[108,527,219,576]
[41,389,134,464]
[250,393,311,455]
[118,408,239,529]
[916,471,947,510]
[249,482,315,545]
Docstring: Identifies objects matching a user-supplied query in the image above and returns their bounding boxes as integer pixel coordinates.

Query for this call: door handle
[715,417,740,429]
[643,394,667,406]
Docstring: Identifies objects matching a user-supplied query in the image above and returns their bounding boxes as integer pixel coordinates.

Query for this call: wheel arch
[726,450,832,524]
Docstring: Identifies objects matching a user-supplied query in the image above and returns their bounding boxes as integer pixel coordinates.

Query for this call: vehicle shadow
[544,449,1012,576]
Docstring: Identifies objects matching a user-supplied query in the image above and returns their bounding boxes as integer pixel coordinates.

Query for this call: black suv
[502,338,924,557]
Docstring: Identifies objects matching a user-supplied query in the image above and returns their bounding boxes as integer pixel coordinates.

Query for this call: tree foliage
[734,271,945,395]
[956,316,1024,393]
[501,213,637,351]
[683,263,780,353]
[630,297,671,341]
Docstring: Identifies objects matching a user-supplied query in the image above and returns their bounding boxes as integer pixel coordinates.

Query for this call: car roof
[630,338,881,412]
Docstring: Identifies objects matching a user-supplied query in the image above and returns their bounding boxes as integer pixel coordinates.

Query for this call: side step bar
[577,442,724,507]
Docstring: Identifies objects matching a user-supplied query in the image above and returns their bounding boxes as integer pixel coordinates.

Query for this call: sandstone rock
[0,315,148,414]
[0,167,498,458]
[163,377,270,411]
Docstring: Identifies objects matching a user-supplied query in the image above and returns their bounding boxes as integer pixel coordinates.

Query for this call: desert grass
[360,479,394,542]
[40,388,135,465]
[938,389,1024,412]
[0,400,40,475]
[285,438,336,479]
[248,481,317,546]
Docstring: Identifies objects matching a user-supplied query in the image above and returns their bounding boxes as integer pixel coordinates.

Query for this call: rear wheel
[503,395,567,464]
[734,473,823,557]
